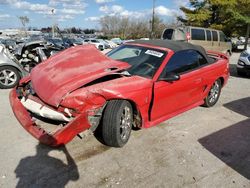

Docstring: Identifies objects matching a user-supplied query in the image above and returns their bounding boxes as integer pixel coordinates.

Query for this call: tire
[203,79,222,107]
[237,69,246,77]
[101,100,133,147]
[0,66,21,89]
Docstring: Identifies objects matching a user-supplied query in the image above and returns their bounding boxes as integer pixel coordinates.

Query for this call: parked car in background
[96,39,110,49]
[162,26,232,55]
[83,38,104,50]
[123,39,134,43]
[14,40,61,72]
[237,48,250,76]
[231,37,249,51]
[105,40,118,49]
[0,39,17,52]
[0,44,27,89]
[63,37,83,46]
[47,38,68,49]
[10,40,229,147]
[111,38,123,45]
[0,38,64,89]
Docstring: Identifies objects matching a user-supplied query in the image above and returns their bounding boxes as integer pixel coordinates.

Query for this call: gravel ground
[0,52,249,188]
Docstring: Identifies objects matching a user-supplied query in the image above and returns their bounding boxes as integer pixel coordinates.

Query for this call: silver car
[237,48,250,76]
[0,45,27,89]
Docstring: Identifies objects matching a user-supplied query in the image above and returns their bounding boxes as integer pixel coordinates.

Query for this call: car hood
[31,45,130,107]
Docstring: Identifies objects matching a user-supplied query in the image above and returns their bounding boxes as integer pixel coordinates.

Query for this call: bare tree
[19,16,29,28]
[118,17,130,39]
[18,16,29,36]
[99,16,168,39]
[100,16,120,37]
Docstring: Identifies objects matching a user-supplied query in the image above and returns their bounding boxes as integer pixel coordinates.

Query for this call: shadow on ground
[199,119,250,180]
[224,97,250,117]
[15,144,79,188]
[199,97,250,180]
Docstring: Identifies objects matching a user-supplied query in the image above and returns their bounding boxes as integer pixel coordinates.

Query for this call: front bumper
[9,89,91,146]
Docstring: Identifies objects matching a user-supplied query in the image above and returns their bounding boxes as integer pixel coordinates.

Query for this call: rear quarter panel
[200,56,229,99]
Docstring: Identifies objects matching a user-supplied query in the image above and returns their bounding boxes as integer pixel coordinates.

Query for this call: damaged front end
[9,81,106,146]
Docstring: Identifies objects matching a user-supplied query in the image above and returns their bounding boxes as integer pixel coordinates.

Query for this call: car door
[150,50,207,121]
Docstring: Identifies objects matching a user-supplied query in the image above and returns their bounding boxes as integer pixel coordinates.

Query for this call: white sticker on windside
[145,50,164,58]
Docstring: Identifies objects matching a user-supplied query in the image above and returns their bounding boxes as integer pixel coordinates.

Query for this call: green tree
[178,0,250,40]
[178,0,211,27]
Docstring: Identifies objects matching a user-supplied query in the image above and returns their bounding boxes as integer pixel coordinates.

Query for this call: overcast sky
[0,0,189,29]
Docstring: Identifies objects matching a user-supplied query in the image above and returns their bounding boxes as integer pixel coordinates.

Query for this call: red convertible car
[10,40,229,147]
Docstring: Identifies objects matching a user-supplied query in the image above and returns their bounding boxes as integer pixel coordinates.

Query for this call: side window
[191,29,205,40]
[206,30,211,41]
[198,52,208,66]
[219,31,226,42]
[162,29,174,40]
[160,50,207,76]
[212,31,218,41]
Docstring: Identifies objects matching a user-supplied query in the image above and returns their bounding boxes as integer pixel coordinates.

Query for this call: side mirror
[159,73,180,82]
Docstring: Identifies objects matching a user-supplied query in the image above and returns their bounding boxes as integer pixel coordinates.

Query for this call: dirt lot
[0,52,249,188]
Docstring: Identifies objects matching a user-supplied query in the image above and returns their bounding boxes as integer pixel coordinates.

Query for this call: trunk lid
[31,45,130,107]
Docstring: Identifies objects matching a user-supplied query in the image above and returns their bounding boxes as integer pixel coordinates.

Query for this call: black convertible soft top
[128,39,209,61]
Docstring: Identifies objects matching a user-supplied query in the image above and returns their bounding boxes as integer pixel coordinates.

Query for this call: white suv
[83,39,104,51]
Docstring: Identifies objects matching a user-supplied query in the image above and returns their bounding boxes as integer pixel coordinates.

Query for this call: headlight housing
[60,90,106,113]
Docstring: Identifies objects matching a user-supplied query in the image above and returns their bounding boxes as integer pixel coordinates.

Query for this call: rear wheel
[101,100,133,147]
[0,66,21,89]
[204,79,221,107]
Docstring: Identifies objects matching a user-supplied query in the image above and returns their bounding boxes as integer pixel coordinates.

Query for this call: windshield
[107,45,167,78]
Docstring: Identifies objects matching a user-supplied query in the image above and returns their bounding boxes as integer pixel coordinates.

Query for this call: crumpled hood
[31,45,130,107]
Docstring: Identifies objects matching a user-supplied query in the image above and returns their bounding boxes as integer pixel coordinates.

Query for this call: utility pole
[151,0,156,39]
[51,8,55,38]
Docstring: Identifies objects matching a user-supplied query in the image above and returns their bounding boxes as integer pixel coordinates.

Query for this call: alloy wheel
[120,106,132,141]
[0,69,17,87]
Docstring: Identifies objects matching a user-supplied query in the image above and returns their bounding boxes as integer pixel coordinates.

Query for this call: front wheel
[0,66,21,89]
[203,79,222,107]
[101,100,133,147]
